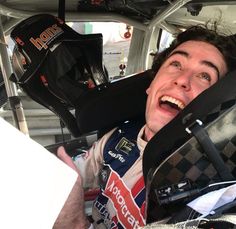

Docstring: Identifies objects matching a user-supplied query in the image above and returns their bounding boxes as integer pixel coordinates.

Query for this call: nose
[173,72,191,90]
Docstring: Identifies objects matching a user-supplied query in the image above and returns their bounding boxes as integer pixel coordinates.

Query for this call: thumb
[57,146,78,172]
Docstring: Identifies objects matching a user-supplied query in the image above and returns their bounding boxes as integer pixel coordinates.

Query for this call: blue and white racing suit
[74,121,147,229]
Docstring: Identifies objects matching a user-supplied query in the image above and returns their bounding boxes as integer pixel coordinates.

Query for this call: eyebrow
[169,50,220,80]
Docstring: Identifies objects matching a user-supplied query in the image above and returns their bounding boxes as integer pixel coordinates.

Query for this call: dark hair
[151,25,236,77]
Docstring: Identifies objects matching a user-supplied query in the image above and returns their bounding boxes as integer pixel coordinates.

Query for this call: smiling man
[54,26,236,229]
[144,40,227,141]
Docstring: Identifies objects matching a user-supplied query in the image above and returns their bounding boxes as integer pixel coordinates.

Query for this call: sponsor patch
[103,170,145,229]
[115,137,135,155]
[108,150,125,163]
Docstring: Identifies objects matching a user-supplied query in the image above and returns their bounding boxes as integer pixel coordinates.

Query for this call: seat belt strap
[185,120,234,181]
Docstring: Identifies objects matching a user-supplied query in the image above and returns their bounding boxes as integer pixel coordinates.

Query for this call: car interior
[0,0,236,226]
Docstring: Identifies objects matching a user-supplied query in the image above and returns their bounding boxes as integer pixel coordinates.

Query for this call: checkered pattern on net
[153,138,236,188]
[150,99,236,189]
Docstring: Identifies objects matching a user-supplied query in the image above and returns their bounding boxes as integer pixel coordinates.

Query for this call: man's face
[144,40,227,141]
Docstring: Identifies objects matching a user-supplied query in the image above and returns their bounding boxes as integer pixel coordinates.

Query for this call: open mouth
[159,95,185,113]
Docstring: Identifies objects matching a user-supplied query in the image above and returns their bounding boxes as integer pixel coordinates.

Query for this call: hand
[53,146,90,229]
[57,146,79,172]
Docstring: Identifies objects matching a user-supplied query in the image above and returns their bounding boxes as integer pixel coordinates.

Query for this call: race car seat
[10,14,152,137]
[143,69,236,226]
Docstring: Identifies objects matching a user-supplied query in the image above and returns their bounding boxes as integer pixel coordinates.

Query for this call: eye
[197,72,212,82]
[169,61,181,69]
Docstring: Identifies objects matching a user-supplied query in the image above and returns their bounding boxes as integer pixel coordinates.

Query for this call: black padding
[10,14,108,86]
[17,72,81,136]
[9,14,108,136]
[75,70,152,134]
[143,69,236,184]
[0,70,7,108]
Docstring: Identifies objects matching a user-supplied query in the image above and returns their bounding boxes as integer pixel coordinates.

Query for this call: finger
[57,146,78,172]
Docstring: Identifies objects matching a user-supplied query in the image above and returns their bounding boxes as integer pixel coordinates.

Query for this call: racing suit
[74,121,147,229]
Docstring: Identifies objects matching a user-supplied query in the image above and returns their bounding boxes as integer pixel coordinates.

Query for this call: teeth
[160,95,185,110]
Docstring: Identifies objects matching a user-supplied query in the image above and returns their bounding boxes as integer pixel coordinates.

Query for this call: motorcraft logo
[29,24,63,50]
[103,170,145,229]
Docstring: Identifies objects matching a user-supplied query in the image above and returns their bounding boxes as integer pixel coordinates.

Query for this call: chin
[146,112,175,133]
[147,121,164,134]
[155,118,174,132]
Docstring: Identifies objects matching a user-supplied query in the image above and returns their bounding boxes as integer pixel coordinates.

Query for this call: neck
[143,125,155,142]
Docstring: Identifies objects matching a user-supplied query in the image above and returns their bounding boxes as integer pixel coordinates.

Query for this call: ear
[146,87,150,95]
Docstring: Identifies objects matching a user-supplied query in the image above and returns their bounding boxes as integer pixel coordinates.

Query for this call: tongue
[160,103,180,115]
